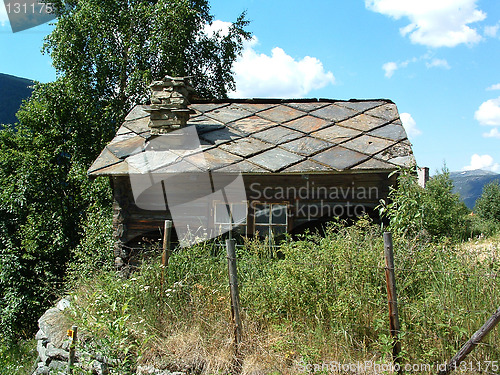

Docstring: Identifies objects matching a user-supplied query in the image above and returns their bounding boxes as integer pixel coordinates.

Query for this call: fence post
[161,220,173,285]
[226,239,242,356]
[438,306,500,375]
[67,325,78,374]
[383,232,402,370]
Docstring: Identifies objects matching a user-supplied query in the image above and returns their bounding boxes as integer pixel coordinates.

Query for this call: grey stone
[92,360,109,375]
[38,307,71,348]
[35,329,48,340]
[37,340,48,364]
[46,346,69,361]
[35,363,50,374]
[48,360,67,371]
[61,339,71,351]
[56,297,71,311]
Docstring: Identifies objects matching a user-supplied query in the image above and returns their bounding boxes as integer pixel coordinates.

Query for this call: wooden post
[438,306,500,375]
[383,232,402,369]
[161,220,172,285]
[226,239,242,352]
[67,325,78,374]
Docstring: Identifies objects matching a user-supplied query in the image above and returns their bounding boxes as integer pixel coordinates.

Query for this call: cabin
[88,77,416,266]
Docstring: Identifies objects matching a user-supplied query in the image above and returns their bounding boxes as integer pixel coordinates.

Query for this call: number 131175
[5,2,54,14]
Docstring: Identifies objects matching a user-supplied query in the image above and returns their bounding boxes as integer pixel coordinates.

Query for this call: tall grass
[66,218,500,374]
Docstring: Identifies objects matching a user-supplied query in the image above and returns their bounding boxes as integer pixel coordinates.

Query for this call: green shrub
[67,178,114,284]
[0,339,36,375]
[423,170,469,240]
[380,167,470,242]
[474,180,500,223]
[67,219,500,371]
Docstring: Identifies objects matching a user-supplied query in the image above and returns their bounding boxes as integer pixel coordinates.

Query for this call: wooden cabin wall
[242,172,394,234]
[111,176,171,263]
[111,172,396,258]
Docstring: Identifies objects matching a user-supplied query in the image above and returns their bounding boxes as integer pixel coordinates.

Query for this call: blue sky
[1,0,499,173]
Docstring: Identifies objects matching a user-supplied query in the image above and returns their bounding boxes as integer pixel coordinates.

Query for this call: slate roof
[88,99,416,176]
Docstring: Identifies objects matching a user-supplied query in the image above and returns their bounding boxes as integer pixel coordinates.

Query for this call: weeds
[65,219,499,374]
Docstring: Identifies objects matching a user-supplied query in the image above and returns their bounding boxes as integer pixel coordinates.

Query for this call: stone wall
[33,298,185,375]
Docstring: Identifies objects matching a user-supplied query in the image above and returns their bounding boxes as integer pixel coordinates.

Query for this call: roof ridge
[189,98,394,105]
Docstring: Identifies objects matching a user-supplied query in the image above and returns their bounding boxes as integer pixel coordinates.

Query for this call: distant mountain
[450,169,500,210]
[0,73,34,126]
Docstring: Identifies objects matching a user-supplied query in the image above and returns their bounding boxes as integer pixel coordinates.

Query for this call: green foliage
[67,177,115,284]
[0,340,36,375]
[378,169,425,237]
[68,221,500,371]
[423,169,469,239]
[380,167,470,241]
[0,0,250,344]
[46,0,250,101]
[474,180,500,223]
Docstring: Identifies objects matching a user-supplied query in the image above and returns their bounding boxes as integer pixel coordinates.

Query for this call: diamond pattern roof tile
[184,148,243,171]
[311,125,361,144]
[341,134,394,156]
[282,159,335,173]
[283,115,331,133]
[312,146,370,170]
[89,99,415,176]
[88,147,121,174]
[107,135,145,159]
[216,160,269,173]
[257,105,305,124]
[352,158,397,170]
[248,148,304,172]
[279,136,333,156]
[336,100,384,113]
[310,104,357,122]
[364,103,399,122]
[124,105,150,121]
[123,116,150,134]
[251,126,304,144]
[337,113,387,132]
[367,120,407,141]
[199,127,245,145]
[219,137,273,157]
[285,102,330,112]
[227,115,276,134]
[204,104,253,123]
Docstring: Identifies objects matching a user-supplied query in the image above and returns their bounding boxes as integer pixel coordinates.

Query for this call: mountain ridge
[0,72,34,126]
[449,169,500,209]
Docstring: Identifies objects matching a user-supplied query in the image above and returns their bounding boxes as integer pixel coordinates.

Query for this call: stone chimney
[146,76,196,135]
[418,167,430,188]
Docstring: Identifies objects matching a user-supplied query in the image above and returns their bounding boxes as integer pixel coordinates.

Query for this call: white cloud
[425,58,450,69]
[487,83,500,91]
[365,0,487,47]
[382,58,416,78]
[382,62,398,78]
[485,23,499,38]
[231,36,335,98]
[204,20,232,38]
[463,154,499,172]
[400,112,422,138]
[474,97,500,126]
[382,55,448,78]
[483,128,500,139]
[205,20,335,98]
